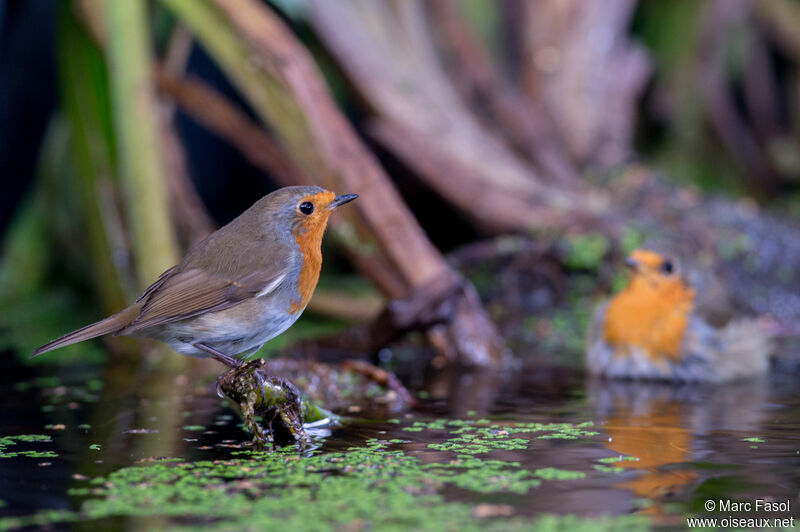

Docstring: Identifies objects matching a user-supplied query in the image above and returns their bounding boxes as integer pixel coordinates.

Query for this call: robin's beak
[624,256,638,271]
[327,193,358,210]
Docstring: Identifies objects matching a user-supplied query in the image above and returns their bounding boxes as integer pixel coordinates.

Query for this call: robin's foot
[193,343,242,368]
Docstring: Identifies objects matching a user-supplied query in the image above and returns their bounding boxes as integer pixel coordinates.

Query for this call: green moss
[594,455,639,473]
[407,419,599,443]
[0,434,56,459]
[428,434,529,455]
[0,418,647,531]
[533,468,587,481]
[619,226,645,255]
[21,451,59,458]
[563,233,611,271]
[598,456,639,464]
[0,437,646,531]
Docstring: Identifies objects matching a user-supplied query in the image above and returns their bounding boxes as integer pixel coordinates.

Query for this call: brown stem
[307,0,614,236]
[156,70,307,187]
[519,0,650,166]
[426,0,580,188]
[159,116,217,245]
[155,70,410,296]
[165,0,508,365]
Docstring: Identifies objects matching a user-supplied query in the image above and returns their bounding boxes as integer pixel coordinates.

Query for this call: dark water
[1,353,798,530]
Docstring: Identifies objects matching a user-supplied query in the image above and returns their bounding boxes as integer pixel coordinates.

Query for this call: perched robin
[32,186,358,367]
[586,249,770,382]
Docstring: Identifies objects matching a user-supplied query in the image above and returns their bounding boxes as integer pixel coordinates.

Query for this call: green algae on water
[0,434,56,459]
[533,468,587,481]
[0,436,649,532]
[597,456,639,464]
[405,419,599,448]
[0,418,643,531]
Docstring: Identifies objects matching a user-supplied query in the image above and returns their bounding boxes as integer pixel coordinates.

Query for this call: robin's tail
[31,305,140,358]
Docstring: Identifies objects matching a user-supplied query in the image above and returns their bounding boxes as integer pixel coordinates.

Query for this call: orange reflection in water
[604,402,697,510]
[591,378,766,518]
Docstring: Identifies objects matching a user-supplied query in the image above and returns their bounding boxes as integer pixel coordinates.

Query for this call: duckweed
[404,419,602,456]
[533,468,587,481]
[0,434,55,458]
[0,437,649,532]
[597,456,639,464]
[593,465,626,474]
[0,418,640,531]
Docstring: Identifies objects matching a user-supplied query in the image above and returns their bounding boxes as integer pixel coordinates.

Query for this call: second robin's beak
[327,193,358,210]
[624,256,638,271]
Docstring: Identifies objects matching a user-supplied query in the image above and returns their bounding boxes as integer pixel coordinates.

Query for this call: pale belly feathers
[141,283,304,360]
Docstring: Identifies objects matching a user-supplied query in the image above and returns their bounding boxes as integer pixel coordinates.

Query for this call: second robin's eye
[660,260,674,274]
[299,201,314,215]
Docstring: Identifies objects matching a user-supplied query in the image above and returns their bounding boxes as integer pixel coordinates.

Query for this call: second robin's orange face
[603,249,695,361]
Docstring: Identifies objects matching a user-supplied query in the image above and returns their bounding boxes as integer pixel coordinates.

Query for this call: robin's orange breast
[288,190,335,313]
[603,276,694,361]
[290,231,323,313]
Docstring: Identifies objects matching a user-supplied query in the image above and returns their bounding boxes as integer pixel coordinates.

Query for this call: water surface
[1,354,798,530]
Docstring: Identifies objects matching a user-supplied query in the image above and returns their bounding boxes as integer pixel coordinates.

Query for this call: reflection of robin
[586,249,770,382]
[33,186,357,367]
[589,378,768,516]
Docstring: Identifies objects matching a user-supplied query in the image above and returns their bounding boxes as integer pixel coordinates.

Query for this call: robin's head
[289,187,357,240]
[623,249,683,290]
[602,249,695,361]
[254,186,358,242]
[248,186,357,312]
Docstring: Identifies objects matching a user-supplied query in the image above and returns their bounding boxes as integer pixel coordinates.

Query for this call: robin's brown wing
[134,265,178,303]
[116,266,288,335]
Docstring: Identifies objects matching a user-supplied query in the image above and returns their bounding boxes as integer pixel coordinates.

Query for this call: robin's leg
[193,343,242,368]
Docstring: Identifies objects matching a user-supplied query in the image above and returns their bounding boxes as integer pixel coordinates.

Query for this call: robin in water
[32,186,358,367]
[586,249,770,382]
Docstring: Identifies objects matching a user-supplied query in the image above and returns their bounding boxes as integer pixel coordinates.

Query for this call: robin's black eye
[660,260,674,274]
[299,201,314,215]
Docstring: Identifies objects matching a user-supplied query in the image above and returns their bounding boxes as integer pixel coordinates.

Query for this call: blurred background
[2,1,800,528]
[2,0,800,370]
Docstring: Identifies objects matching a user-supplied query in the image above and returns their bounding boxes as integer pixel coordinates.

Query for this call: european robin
[586,249,770,382]
[32,186,358,367]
